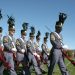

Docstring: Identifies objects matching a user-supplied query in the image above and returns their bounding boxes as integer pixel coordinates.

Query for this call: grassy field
[31,58,75,75]
[4,58,75,75]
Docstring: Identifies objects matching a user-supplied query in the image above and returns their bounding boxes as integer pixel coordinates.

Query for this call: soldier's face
[30,36,34,41]
[37,38,40,42]
[56,27,62,33]
[22,32,27,36]
[9,30,15,35]
[44,39,47,43]
[22,35,26,38]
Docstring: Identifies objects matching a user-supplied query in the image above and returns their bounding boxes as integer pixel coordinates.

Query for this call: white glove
[21,49,25,53]
[33,52,37,56]
[47,53,49,56]
[12,48,17,52]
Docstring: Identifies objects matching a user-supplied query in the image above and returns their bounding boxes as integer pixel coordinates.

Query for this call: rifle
[61,49,75,66]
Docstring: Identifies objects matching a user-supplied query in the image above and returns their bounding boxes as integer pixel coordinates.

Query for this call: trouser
[17,52,31,75]
[4,52,17,75]
[23,53,31,75]
[16,52,25,70]
[0,65,4,75]
[22,66,31,75]
[48,50,69,75]
[28,53,42,75]
[43,53,50,67]
[16,52,24,62]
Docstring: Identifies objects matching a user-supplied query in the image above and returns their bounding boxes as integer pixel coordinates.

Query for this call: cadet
[16,22,31,75]
[48,20,69,75]
[3,16,17,75]
[41,32,50,67]
[0,27,4,75]
[35,31,47,74]
[0,27,3,51]
[27,27,42,75]
[34,31,41,66]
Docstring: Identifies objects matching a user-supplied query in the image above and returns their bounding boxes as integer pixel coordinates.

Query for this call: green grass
[3,58,75,75]
[25,58,75,75]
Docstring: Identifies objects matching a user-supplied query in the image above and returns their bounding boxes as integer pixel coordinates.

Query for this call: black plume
[36,31,41,38]
[0,27,2,32]
[30,26,35,34]
[22,22,28,31]
[37,31,41,36]
[59,13,67,24]
[7,16,15,26]
[0,10,2,20]
[45,32,49,38]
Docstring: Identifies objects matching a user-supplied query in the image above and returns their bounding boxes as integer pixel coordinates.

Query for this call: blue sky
[0,0,75,49]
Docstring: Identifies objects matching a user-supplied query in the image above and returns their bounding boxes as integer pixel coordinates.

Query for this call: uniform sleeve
[3,36,11,51]
[50,32,62,49]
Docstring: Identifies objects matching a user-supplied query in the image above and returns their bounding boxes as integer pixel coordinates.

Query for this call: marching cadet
[41,32,50,67]
[0,27,3,48]
[0,10,10,75]
[0,27,11,75]
[16,22,31,75]
[0,27,4,75]
[27,27,42,75]
[3,16,17,75]
[34,31,47,74]
[48,13,69,75]
[34,31,41,66]
[35,31,41,53]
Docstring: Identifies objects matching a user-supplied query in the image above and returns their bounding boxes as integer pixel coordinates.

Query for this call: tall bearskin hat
[44,32,49,40]
[21,22,28,35]
[0,27,3,33]
[36,31,41,40]
[0,10,2,20]
[7,16,15,31]
[22,22,28,31]
[55,12,67,29]
[29,26,35,37]
[0,10,3,33]
[59,13,67,24]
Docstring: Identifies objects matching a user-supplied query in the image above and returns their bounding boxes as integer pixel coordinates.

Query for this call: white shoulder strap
[20,38,25,43]
[54,32,61,39]
[8,35,12,41]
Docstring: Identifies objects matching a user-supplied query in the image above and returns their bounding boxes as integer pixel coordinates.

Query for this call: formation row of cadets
[0,16,49,75]
[0,10,70,75]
